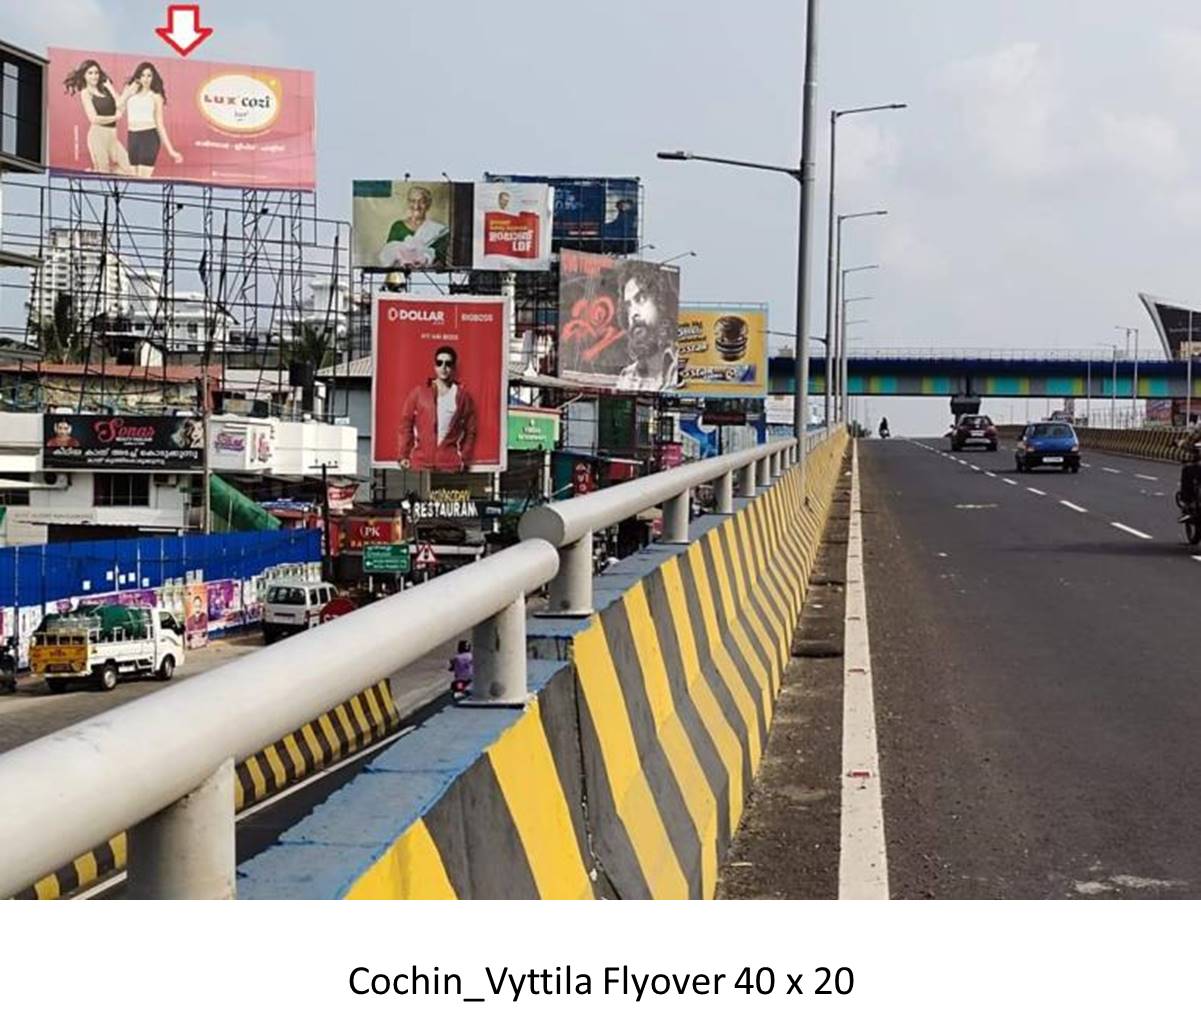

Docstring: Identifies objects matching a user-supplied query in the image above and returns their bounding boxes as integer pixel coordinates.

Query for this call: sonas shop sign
[198,74,282,134]
[386,307,445,323]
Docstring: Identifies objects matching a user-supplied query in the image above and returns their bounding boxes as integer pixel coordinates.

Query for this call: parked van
[262,581,338,643]
[30,604,185,692]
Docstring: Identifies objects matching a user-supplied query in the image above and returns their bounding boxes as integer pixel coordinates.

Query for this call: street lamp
[824,102,907,424]
[656,250,697,266]
[833,220,884,420]
[1116,324,1140,425]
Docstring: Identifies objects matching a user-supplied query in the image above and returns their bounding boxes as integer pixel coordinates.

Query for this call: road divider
[236,431,850,899]
[14,681,401,899]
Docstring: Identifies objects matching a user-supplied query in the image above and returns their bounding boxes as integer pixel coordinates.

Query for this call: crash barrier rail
[995,424,1188,462]
[0,430,822,900]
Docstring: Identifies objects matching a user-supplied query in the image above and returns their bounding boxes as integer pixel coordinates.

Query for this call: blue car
[1015,421,1080,473]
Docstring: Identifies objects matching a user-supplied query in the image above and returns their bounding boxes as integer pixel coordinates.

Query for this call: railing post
[661,489,691,543]
[469,594,528,705]
[770,451,782,478]
[737,462,757,498]
[755,455,771,491]
[127,758,236,900]
[715,470,735,514]
[546,530,593,617]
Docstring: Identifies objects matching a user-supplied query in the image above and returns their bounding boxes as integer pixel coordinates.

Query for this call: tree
[37,293,86,363]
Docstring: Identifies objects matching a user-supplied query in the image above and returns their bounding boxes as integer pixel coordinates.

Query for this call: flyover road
[863,437,1201,899]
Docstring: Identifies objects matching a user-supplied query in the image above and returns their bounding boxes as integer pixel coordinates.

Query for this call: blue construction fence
[0,529,321,665]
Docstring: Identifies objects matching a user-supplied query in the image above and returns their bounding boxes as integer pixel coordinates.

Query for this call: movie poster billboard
[371,295,508,472]
[557,249,680,392]
[44,414,204,470]
[185,583,208,649]
[676,304,768,397]
[471,182,553,271]
[352,180,473,270]
[47,47,316,189]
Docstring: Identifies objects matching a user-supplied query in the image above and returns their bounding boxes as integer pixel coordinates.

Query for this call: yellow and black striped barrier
[343,431,847,899]
[15,681,400,899]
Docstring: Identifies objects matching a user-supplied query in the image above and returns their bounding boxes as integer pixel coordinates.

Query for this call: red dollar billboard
[47,47,316,190]
[371,296,509,472]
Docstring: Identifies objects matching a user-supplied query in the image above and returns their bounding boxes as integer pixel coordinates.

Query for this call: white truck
[29,604,186,693]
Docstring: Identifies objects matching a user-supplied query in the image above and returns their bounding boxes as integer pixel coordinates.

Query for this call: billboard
[557,249,680,392]
[507,407,560,451]
[676,304,768,397]
[371,295,508,472]
[486,174,640,254]
[44,414,204,470]
[472,182,553,271]
[47,48,316,189]
[352,180,473,270]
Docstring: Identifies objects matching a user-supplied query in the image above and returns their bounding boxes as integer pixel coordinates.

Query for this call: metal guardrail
[0,429,827,900]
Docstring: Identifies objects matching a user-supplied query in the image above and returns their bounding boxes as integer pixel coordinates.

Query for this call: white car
[262,581,338,644]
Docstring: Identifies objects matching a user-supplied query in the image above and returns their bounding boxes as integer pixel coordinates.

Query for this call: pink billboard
[47,47,316,190]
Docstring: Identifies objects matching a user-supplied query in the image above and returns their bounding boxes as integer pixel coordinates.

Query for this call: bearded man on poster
[397,345,478,472]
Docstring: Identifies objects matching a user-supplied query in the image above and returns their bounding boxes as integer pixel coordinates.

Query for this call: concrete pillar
[662,490,690,544]
[471,594,528,704]
[755,456,771,491]
[737,463,757,498]
[715,471,735,514]
[546,530,593,617]
[127,758,236,900]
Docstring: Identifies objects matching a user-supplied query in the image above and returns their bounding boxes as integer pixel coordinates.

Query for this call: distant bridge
[767,350,1199,398]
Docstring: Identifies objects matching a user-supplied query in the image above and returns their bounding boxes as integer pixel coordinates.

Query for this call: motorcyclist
[1176,418,1201,519]
[878,417,890,439]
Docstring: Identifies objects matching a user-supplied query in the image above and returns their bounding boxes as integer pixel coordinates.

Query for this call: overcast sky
[5,0,1200,432]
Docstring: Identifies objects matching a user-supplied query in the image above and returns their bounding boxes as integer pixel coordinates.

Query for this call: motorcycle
[878,422,891,439]
[1175,441,1201,545]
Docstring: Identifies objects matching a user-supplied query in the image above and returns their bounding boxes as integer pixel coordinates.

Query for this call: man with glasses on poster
[397,346,479,472]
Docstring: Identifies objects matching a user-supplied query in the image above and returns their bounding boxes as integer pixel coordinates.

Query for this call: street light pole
[835,212,886,422]
[794,0,820,452]
[823,102,906,426]
[1116,324,1139,425]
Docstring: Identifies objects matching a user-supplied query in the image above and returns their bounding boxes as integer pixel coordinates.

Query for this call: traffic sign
[363,543,410,574]
[414,542,438,571]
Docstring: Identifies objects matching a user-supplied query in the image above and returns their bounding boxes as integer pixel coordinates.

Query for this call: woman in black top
[62,58,131,175]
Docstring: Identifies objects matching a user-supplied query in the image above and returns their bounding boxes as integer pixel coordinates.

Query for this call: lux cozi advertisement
[371,295,509,472]
[47,47,316,189]
[676,304,768,397]
[43,414,204,470]
[557,249,681,393]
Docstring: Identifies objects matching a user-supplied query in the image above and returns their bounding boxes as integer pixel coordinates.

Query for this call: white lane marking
[1192,556,1201,564]
[1136,474,1158,482]
[840,440,889,901]
[1082,462,1092,468]
[1026,487,1047,496]
[984,471,997,478]
[969,464,980,471]
[1102,467,1122,474]
[1111,522,1152,540]
[1060,500,1088,513]
[957,459,968,465]
[1002,477,1018,486]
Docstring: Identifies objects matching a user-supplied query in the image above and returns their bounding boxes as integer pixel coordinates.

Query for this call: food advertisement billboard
[676,304,768,397]
[47,47,316,189]
[371,295,508,472]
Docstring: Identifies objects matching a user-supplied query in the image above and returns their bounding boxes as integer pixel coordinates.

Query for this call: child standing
[449,640,473,698]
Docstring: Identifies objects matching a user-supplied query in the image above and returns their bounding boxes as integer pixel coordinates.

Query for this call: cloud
[1097,111,1185,184]
[837,120,902,185]
[944,41,1064,180]
[2,0,114,50]
[1159,27,1201,100]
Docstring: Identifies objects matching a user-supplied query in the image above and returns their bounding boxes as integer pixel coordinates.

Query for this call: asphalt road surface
[864,437,1200,899]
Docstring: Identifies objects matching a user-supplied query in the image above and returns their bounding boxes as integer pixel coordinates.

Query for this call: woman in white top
[121,62,182,177]
[61,58,132,175]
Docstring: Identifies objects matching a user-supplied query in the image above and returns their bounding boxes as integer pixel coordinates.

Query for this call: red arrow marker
[155,4,213,57]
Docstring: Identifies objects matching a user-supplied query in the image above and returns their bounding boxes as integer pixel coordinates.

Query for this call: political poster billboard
[472,182,554,271]
[557,249,680,392]
[371,295,508,472]
[486,174,640,254]
[676,304,768,397]
[43,413,204,470]
[47,47,316,189]
[352,180,473,271]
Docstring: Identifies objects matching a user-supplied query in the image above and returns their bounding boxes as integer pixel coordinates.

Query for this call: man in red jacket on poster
[397,345,479,472]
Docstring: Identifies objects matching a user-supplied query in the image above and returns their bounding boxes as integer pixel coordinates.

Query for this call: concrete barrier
[14,680,400,899]
[237,430,848,899]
